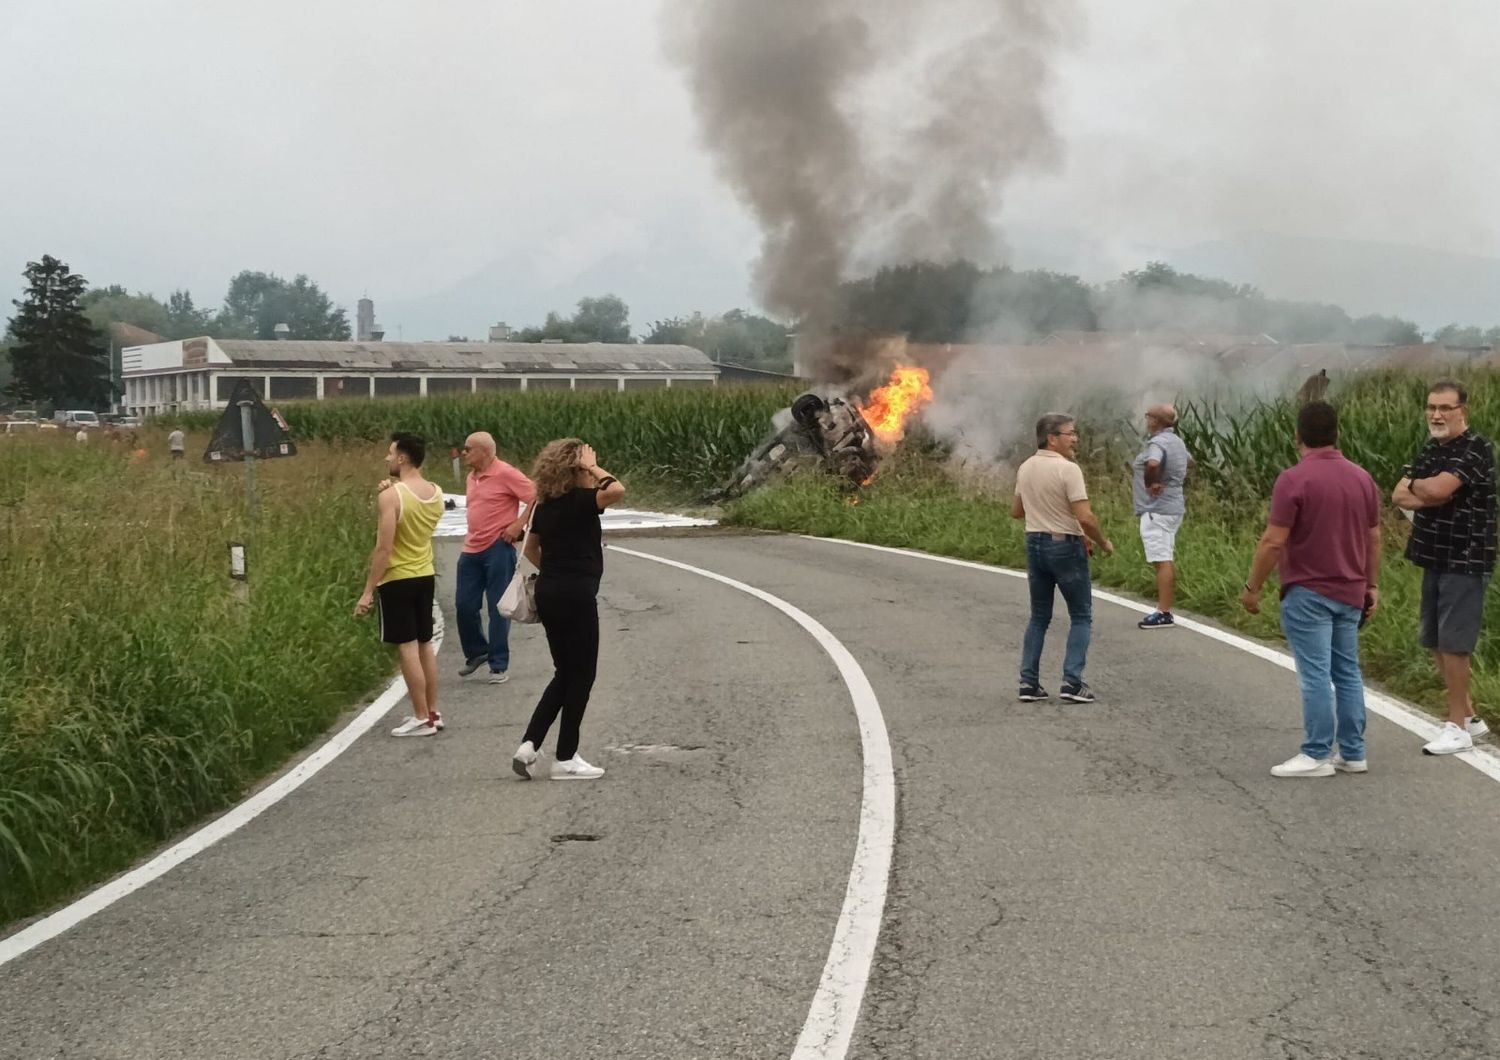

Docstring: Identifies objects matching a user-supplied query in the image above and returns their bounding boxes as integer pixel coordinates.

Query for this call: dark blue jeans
[456,538,517,672]
[1019,533,1093,688]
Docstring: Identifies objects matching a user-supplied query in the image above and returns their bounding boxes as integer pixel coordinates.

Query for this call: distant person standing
[75,428,88,444]
[1012,413,1114,704]
[168,428,186,460]
[1132,404,1191,629]
[456,431,536,684]
[512,440,626,780]
[1241,401,1381,778]
[356,432,446,738]
[1392,379,1497,756]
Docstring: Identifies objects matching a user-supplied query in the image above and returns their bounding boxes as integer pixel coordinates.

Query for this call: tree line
[5,252,1498,410]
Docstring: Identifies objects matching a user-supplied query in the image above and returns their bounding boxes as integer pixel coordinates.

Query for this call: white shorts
[1139,512,1183,563]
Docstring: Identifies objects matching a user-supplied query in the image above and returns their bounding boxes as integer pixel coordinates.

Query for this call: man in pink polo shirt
[457,431,536,683]
[1241,401,1382,778]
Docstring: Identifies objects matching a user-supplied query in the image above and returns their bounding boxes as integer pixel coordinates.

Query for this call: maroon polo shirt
[1268,447,1380,608]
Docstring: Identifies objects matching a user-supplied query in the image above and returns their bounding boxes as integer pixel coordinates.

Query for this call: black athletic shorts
[377,575,435,645]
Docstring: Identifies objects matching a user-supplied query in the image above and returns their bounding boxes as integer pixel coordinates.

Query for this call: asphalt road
[3,531,1499,1060]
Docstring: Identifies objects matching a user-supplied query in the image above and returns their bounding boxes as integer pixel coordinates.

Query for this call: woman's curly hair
[532,437,585,502]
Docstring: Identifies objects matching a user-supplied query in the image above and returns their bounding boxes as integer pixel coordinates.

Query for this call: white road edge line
[804,535,1500,784]
[0,611,445,967]
[611,546,894,1060]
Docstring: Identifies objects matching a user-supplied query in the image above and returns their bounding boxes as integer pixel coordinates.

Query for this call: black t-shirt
[1406,430,1498,575]
[531,487,603,579]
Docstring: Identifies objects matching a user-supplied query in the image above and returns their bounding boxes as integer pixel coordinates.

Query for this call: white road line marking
[611,546,894,1060]
[804,535,1500,784]
[0,612,444,967]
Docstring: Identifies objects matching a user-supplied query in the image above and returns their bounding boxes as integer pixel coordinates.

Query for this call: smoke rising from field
[664,0,1078,373]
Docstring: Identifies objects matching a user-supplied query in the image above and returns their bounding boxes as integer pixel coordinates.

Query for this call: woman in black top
[512,439,625,780]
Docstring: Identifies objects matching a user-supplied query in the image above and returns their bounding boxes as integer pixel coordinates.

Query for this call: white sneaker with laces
[391,716,436,737]
[1423,722,1473,756]
[1466,717,1490,739]
[1331,752,1367,774]
[551,755,604,781]
[512,740,539,779]
[1270,753,1334,778]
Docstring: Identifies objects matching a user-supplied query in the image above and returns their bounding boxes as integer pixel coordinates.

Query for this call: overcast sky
[3,0,1497,337]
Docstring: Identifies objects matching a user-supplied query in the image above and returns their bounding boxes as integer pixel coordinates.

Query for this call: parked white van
[54,410,101,428]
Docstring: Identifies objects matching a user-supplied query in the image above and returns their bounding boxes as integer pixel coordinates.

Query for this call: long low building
[120,337,719,416]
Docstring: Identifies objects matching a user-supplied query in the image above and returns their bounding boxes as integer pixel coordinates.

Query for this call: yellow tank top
[380,480,444,584]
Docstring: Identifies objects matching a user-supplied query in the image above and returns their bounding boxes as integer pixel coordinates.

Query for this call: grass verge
[725,454,1498,725]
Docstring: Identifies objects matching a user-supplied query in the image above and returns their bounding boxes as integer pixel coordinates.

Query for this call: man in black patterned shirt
[1393,379,1497,756]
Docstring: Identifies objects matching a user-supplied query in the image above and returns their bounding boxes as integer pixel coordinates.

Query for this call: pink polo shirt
[464,458,536,554]
[1268,447,1380,609]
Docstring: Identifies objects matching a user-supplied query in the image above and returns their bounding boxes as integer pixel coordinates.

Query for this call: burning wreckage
[705,366,933,502]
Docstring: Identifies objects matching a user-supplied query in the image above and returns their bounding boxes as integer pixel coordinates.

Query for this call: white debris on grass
[436,494,715,538]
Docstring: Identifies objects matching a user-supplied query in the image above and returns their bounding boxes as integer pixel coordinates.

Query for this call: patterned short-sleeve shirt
[1405,430,1498,574]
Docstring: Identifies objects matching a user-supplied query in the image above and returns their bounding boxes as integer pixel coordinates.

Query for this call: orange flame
[862,365,933,444]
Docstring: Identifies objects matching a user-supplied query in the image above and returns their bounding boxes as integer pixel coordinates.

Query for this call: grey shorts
[1419,569,1491,654]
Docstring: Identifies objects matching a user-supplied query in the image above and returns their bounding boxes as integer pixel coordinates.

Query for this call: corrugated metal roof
[214,340,715,373]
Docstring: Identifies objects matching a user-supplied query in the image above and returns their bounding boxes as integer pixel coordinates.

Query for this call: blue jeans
[1279,585,1366,760]
[456,538,518,672]
[1020,534,1093,688]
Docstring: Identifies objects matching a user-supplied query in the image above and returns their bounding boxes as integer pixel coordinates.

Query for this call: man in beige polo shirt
[1011,412,1114,703]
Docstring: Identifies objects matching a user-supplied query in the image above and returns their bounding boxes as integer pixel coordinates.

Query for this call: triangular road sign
[204,379,298,463]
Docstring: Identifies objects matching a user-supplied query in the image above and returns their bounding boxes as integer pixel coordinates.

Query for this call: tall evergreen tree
[5,256,112,407]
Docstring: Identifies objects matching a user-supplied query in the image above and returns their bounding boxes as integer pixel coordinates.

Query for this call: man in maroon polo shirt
[457,431,536,683]
[1241,401,1382,778]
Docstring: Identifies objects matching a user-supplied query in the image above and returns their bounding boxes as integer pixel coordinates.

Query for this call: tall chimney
[357,297,376,342]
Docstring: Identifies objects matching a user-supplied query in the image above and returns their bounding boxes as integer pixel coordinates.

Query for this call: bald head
[462,431,496,472]
[1146,404,1178,432]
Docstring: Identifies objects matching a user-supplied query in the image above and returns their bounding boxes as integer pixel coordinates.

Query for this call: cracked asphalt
[4,531,1500,1059]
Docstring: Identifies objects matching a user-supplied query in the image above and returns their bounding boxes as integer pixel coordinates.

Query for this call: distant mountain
[1163,232,1500,332]
[373,234,755,343]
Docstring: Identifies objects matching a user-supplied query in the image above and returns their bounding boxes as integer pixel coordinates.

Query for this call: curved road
[3,531,1499,1059]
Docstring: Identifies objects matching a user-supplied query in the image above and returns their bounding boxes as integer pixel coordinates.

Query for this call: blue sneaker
[1018,684,1050,702]
[1138,611,1175,630]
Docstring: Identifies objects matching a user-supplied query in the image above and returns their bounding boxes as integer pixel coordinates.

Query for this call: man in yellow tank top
[355,432,446,737]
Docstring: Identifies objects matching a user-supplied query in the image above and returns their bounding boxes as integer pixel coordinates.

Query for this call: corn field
[168,385,801,487]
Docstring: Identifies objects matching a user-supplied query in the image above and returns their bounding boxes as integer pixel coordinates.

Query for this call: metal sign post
[239,399,258,527]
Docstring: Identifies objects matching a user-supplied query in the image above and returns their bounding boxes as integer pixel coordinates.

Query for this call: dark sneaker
[1059,683,1096,703]
[458,656,486,677]
[1018,685,1050,702]
[1138,611,1175,630]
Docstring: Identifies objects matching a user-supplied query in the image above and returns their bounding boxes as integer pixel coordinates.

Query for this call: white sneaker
[432,712,445,732]
[488,671,509,685]
[512,740,539,779]
[1466,717,1490,739]
[391,716,436,737]
[1331,752,1367,774]
[1423,722,1473,756]
[551,755,604,781]
[1270,753,1334,778]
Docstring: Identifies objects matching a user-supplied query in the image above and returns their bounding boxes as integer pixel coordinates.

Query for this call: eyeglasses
[1054,430,1079,438]
[1425,403,1465,414]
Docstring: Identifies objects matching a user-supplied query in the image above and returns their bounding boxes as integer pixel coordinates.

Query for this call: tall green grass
[0,436,391,924]
[726,450,1498,724]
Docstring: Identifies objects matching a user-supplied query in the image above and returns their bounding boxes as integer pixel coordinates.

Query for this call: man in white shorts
[1133,404,1191,629]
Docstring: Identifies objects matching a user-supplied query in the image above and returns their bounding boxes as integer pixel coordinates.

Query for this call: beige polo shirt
[1015,449,1088,535]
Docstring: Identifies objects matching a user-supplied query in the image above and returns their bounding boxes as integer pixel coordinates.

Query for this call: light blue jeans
[1279,585,1367,760]
[1020,533,1093,688]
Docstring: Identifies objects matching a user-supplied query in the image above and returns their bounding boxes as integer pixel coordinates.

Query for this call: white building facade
[120,337,719,417]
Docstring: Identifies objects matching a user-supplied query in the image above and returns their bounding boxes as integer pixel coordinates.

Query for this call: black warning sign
[203,378,298,463]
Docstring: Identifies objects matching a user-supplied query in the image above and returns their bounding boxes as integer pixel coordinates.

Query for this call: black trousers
[522,575,600,761]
